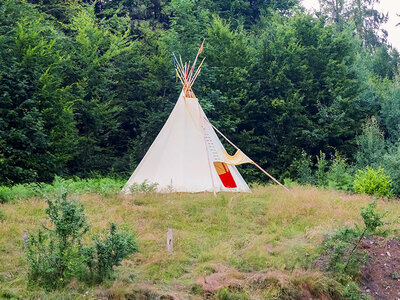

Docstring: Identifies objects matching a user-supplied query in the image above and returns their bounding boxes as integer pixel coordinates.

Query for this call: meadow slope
[1,186,399,299]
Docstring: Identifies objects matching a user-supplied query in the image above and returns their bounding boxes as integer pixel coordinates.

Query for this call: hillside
[1,186,399,299]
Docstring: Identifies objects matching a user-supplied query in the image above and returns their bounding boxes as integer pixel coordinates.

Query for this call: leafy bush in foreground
[26,192,137,290]
[353,167,393,197]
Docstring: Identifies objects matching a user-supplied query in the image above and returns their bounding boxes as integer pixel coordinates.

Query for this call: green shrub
[48,176,124,196]
[353,167,393,197]
[327,153,354,191]
[26,192,89,290]
[26,192,137,290]
[296,151,314,185]
[84,223,138,283]
[324,226,363,280]
[283,178,298,188]
[0,187,12,203]
[342,282,368,300]
[323,201,387,296]
[355,118,386,169]
[382,146,400,196]
[315,151,328,187]
[0,290,18,299]
[360,200,387,234]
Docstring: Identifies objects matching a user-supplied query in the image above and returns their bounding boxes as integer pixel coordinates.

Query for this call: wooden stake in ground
[22,231,27,251]
[167,228,173,253]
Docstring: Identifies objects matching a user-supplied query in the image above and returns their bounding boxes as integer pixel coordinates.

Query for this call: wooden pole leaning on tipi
[204,118,289,192]
[173,40,289,192]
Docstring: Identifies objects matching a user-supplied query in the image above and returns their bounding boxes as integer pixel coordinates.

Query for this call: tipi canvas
[122,90,251,193]
[123,41,287,194]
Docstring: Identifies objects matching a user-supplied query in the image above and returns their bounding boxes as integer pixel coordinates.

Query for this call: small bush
[324,226,364,280]
[0,290,18,299]
[283,178,298,188]
[354,167,393,197]
[296,152,314,185]
[315,151,328,187]
[342,282,368,300]
[323,201,387,296]
[84,223,138,282]
[49,176,124,196]
[327,153,353,191]
[355,118,386,170]
[26,192,89,289]
[26,191,137,290]
[382,146,400,197]
[360,200,387,234]
[0,184,40,203]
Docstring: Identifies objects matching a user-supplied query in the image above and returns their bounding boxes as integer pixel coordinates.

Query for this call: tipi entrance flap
[213,162,237,188]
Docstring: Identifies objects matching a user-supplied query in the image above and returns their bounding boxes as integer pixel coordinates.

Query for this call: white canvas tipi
[123,89,251,193]
[123,41,287,194]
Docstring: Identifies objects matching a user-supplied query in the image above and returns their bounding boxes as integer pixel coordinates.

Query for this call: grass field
[1,185,399,299]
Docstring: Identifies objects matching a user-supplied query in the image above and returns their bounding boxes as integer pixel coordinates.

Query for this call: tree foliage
[0,0,399,188]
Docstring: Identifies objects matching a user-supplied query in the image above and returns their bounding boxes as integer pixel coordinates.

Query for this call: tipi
[123,42,286,194]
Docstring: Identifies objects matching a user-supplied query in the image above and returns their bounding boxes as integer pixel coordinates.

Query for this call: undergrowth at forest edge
[0,176,125,204]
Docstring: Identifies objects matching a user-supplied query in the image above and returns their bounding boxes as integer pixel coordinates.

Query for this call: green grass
[0,183,399,299]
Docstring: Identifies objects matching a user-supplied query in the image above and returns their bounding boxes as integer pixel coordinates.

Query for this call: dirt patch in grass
[360,236,400,300]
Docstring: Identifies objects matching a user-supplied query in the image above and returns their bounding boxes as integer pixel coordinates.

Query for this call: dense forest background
[0,0,399,190]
